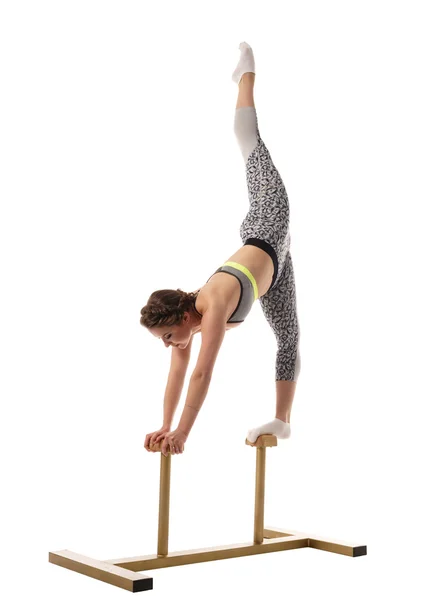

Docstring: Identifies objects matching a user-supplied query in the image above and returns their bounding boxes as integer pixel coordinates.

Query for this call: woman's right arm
[145,336,195,451]
[162,335,194,428]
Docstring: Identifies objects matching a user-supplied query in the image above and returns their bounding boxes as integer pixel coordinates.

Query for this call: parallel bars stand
[49,434,367,592]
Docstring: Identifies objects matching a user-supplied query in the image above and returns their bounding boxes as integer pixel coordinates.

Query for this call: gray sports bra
[194,260,259,323]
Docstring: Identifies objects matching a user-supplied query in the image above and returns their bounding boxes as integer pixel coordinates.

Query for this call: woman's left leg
[246,250,301,443]
[259,250,301,383]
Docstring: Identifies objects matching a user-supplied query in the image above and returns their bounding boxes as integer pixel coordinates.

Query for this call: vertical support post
[157,452,171,557]
[247,434,277,545]
[253,446,266,544]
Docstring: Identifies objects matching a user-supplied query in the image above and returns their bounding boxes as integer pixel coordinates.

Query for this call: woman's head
[140,288,201,349]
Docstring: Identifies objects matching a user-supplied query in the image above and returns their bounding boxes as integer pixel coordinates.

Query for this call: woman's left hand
[161,429,188,456]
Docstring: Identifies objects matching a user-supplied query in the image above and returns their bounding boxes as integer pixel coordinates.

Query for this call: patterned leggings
[235,106,301,382]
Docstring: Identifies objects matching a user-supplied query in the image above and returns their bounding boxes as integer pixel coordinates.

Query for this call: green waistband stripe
[223,261,259,300]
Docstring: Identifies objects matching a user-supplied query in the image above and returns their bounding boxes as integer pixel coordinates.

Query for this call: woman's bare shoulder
[193,285,230,323]
[192,286,209,314]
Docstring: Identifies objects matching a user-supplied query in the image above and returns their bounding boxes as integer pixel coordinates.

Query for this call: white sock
[247,418,291,444]
[232,41,255,85]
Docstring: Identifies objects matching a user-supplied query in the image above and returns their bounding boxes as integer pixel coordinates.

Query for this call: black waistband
[243,238,278,291]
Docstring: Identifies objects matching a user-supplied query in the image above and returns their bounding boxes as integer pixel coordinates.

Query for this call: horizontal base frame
[49,526,366,593]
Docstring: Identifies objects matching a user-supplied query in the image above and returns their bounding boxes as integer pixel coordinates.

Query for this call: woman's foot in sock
[232,41,255,85]
[247,418,291,444]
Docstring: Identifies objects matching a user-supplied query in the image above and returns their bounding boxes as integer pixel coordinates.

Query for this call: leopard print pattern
[238,120,301,381]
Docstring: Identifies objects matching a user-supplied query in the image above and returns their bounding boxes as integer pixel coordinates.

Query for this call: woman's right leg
[232,43,302,442]
[234,73,259,163]
[235,100,291,291]
[236,71,255,108]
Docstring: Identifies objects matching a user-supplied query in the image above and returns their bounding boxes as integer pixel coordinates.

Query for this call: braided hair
[140,288,200,330]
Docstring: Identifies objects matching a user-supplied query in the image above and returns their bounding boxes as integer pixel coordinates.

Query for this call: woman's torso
[194,244,275,331]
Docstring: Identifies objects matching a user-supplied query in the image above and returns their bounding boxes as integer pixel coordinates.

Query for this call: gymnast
[140,42,301,457]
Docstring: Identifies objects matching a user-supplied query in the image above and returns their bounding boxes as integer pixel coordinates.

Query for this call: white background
[1,1,442,597]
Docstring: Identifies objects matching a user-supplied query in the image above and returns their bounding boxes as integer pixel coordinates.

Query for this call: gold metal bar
[106,535,309,571]
[157,451,171,557]
[308,536,367,557]
[265,526,367,557]
[254,447,266,544]
[49,430,366,593]
[48,550,153,592]
[246,435,277,544]
[263,528,302,539]
[245,434,277,449]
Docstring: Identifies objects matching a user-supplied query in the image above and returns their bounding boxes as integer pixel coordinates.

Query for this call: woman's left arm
[176,373,212,436]
[176,305,227,436]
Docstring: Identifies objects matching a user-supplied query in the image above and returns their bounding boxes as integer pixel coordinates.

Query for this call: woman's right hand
[144,426,171,452]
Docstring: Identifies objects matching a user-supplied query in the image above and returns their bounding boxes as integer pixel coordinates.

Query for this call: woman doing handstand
[140,43,301,456]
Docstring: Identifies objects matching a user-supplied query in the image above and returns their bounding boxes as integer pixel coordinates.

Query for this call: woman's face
[149,312,193,349]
